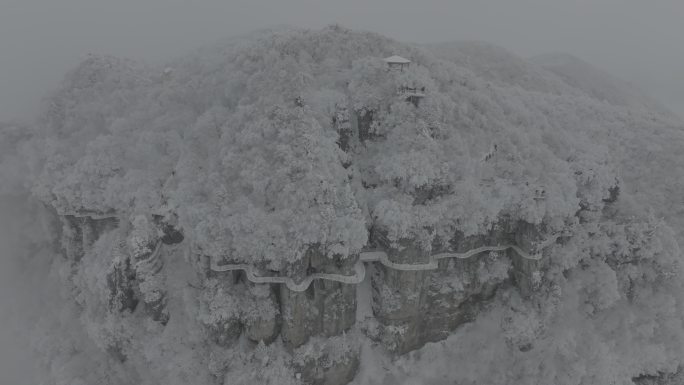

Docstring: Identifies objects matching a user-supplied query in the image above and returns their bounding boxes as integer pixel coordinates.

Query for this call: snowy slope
[6,26,684,385]
[31,28,626,262]
[532,52,684,240]
[534,52,679,119]
[429,41,577,95]
[432,41,684,241]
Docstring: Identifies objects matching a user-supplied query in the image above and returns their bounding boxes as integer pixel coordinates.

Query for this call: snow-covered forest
[3,25,684,385]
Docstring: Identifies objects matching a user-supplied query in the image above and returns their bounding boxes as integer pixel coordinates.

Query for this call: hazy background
[1,0,683,121]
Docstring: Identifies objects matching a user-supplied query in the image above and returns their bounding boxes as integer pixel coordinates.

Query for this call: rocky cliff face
[54,208,560,384]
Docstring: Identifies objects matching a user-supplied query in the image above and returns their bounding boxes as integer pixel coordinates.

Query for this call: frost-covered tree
[12,26,684,385]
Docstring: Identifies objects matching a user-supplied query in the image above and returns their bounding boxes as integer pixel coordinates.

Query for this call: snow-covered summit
[29,26,660,266]
[12,25,684,385]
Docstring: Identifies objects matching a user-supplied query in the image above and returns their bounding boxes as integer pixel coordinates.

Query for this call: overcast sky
[1,0,683,121]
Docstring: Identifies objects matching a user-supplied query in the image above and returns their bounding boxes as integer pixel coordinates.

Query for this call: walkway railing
[57,210,119,220]
[55,210,560,292]
[209,234,559,292]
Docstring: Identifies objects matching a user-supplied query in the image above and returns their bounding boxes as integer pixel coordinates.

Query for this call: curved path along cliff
[57,210,560,292]
[209,235,559,292]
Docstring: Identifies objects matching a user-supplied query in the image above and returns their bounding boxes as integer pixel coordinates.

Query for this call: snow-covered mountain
[533,52,678,118]
[4,26,684,385]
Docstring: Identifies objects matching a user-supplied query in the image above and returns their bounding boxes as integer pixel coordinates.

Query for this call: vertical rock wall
[60,207,553,385]
[204,247,360,385]
[513,221,545,297]
[106,238,138,314]
[202,269,244,347]
[370,234,431,354]
[369,220,547,355]
[60,216,84,261]
[59,213,171,325]
[356,108,376,142]
[128,216,169,324]
[333,104,352,153]
[280,249,359,384]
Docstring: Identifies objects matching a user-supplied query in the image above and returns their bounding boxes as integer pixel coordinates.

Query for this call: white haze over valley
[2,2,684,385]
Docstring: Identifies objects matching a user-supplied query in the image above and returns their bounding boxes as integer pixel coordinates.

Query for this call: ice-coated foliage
[29,25,625,256]
[5,25,684,385]
[354,213,684,385]
[182,104,367,263]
